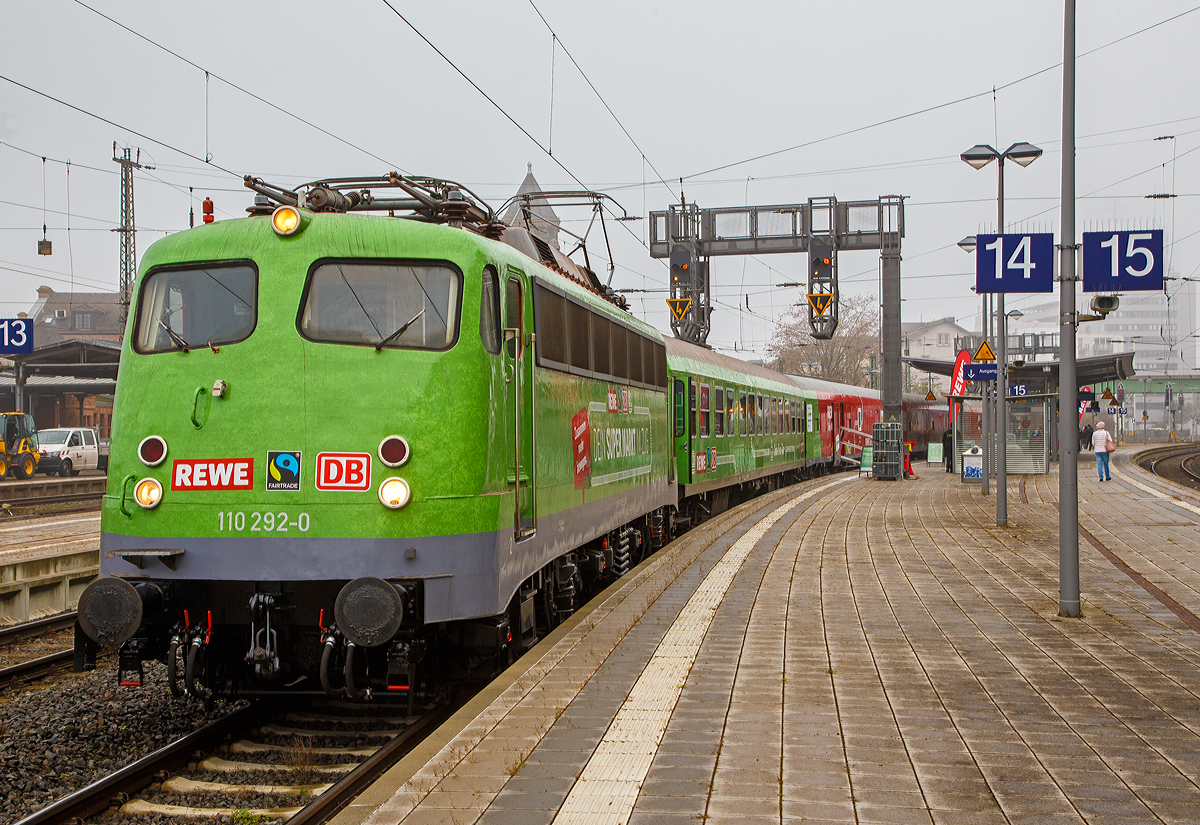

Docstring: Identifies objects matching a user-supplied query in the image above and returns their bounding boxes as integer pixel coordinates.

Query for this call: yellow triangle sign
[807,293,833,315]
[666,297,692,322]
[1101,389,1115,400]
[925,390,937,402]
[973,340,996,362]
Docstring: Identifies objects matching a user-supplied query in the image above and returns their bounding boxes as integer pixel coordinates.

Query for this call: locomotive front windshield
[134,263,258,353]
[299,261,460,350]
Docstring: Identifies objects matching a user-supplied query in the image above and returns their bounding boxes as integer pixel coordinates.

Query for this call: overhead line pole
[1059,0,1082,618]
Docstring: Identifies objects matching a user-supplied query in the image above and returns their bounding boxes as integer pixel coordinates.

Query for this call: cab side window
[479,267,501,355]
[83,430,96,447]
[68,432,82,448]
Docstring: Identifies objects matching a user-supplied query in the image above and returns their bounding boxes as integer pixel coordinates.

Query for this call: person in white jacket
[1091,421,1113,481]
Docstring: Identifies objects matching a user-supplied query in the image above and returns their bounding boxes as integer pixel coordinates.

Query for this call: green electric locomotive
[77,174,674,701]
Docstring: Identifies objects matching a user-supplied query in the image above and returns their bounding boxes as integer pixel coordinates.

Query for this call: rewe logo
[315,452,371,491]
[172,458,254,491]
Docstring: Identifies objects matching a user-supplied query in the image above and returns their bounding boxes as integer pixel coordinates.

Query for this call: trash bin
[961,446,983,483]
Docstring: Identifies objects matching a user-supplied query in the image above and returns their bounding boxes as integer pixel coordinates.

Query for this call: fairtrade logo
[266,451,302,491]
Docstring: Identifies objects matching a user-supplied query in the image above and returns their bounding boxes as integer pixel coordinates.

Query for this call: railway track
[0,491,104,520]
[0,612,82,690]
[18,692,462,825]
[1137,444,1200,492]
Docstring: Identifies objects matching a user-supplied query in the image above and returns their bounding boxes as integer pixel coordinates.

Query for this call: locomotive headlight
[378,477,411,509]
[134,478,163,509]
[271,205,309,236]
[138,435,168,467]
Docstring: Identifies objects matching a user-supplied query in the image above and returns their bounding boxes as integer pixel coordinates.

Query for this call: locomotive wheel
[58,459,73,477]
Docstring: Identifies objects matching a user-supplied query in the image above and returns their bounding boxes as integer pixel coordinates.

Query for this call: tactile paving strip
[552,477,853,824]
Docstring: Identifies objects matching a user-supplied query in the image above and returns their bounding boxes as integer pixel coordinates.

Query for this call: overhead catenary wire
[681,4,1200,182]
[524,0,675,199]
[69,0,409,175]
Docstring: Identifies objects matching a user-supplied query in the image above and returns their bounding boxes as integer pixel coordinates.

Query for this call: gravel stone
[0,655,244,822]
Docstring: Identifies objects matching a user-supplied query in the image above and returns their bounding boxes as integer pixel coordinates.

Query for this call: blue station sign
[963,363,998,382]
[0,318,33,354]
[1082,229,1164,292]
[974,233,1055,294]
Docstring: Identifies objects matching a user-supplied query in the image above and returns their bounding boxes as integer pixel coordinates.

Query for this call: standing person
[1082,423,1093,451]
[1092,421,1113,481]
[942,428,954,473]
[1078,426,1086,451]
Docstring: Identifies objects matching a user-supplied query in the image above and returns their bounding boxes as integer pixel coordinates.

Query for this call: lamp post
[957,235,989,495]
[961,141,1043,527]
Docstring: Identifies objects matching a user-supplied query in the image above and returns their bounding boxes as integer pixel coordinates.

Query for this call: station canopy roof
[903,351,1136,388]
[10,338,121,380]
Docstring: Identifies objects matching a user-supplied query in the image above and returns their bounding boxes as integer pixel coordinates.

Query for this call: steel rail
[13,703,262,825]
[0,650,74,690]
[0,491,104,508]
[286,691,468,825]
[0,611,78,646]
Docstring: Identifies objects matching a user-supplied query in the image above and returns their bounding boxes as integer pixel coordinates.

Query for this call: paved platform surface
[335,451,1200,825]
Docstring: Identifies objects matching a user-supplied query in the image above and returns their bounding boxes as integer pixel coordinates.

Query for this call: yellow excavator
[0,413,39,479]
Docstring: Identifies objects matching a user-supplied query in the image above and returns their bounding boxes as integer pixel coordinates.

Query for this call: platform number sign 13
[1082,229,1163,292]
[0,318,33,354]
[974,233,1055,293]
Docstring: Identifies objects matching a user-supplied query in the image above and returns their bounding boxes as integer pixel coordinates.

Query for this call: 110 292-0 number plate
[218,511,311,532]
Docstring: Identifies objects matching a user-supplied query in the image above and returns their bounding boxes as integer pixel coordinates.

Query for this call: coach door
[505,273,536,540]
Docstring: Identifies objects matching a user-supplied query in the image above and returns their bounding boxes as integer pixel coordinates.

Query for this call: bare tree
[765,293,880,386]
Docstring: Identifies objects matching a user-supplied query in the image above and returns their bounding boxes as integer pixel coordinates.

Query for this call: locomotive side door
[505,272,536,540]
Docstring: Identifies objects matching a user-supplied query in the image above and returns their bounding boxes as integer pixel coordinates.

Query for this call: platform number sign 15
[0,318,33,354]
[1082,229,1163,292]
[974,233,1055,293]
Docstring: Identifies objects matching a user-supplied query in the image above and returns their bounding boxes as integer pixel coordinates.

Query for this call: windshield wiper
[376,308,426,351]
[159,319,192,352]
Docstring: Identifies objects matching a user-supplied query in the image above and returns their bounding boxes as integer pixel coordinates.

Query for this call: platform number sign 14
[974,233,1054,293]
[1082,229,1163,292]
[0,318,33,354]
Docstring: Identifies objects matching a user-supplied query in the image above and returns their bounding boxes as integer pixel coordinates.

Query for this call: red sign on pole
[949,350,972,426]
[572,408,591,489]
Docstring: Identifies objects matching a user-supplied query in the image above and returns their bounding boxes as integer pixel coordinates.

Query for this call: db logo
[315,452,372,491]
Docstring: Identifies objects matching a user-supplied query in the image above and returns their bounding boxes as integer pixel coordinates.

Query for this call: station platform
[331,452,1200,824]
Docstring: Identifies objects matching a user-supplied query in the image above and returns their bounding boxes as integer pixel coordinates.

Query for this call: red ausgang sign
[316,452,371,491]
[172,458,254,491]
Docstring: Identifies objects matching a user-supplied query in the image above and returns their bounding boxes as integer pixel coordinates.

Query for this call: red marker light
[202,197,214,224]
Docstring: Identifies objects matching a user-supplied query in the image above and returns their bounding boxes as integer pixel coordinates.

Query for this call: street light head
[958,235,978,253]
[1004,142,1043,167]
[961,144,998,170]
[1006,309,1024,320]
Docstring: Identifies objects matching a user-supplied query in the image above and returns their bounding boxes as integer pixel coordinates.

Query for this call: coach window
[714,387,725,437]
[772,398,779,435]
[674,380,685,437]
[727,390,736,437]
[137,262,257,354]
[758,395,765,435]
[298,260,460,351]
[699,384,710,437]
[480,267,501,355]
[689,379,698,436]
